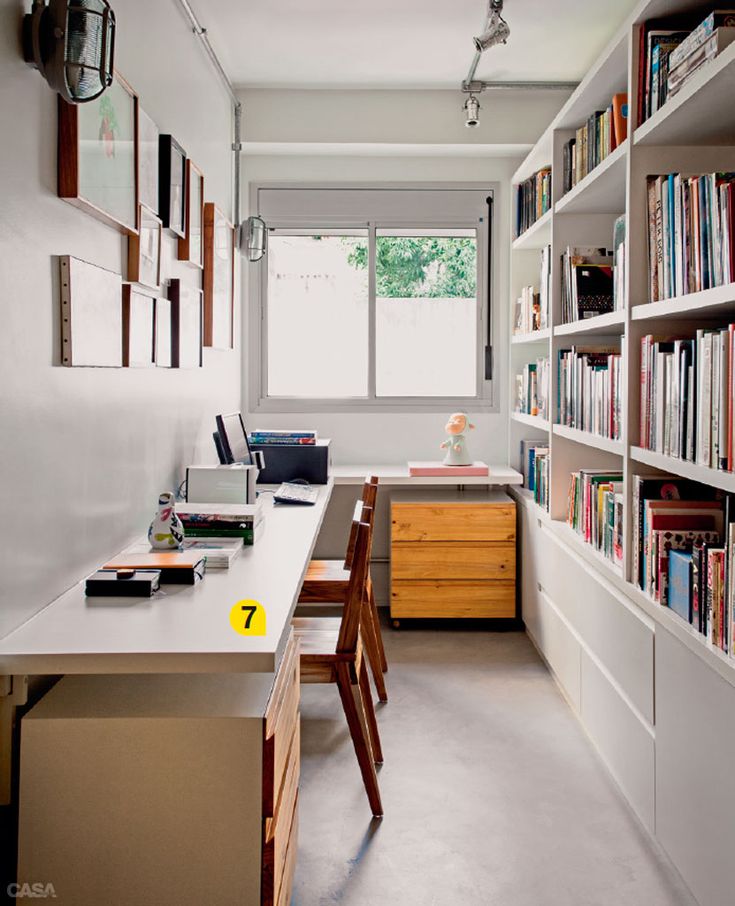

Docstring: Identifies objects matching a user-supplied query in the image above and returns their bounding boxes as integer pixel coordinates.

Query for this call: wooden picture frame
[58,72,139,235]
[127,204,162,289]
[60,256,123,367]
[169,278,203,369]
[122,284,155,368]
[178,160,205,267]
[154,296,173,368]
[138,106,159,213]
[203,202,235,350]
[159,134,187,238]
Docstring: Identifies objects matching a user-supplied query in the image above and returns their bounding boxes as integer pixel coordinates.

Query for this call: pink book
[408,461,489,477]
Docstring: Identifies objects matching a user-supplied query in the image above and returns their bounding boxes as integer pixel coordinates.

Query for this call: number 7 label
[229,600,266,636]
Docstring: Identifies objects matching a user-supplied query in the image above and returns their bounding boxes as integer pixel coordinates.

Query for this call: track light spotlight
[464,94,480,128]
[474,0,510,53]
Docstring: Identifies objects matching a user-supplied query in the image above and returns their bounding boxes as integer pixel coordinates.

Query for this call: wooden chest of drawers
[390,490,516,622]
[18,633,301,906]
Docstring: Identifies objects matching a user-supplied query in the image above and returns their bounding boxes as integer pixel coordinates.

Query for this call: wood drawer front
[263,637,300,818]
[391,580,515,618]
[262,791,299,906]
[392,542,515,580]
[265,723,300,847]
[276,799,299,906]
[392,503,515,543]
[265,632,299,737]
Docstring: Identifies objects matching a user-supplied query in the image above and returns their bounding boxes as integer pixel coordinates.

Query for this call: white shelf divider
[511,411,550,431]
[512,208,552,251]
[630,446,735,495]
[511,328,551,345]
[554,309,626,336]
[554,140,628,215]
[552,423,624,455]
[631,283,735,321]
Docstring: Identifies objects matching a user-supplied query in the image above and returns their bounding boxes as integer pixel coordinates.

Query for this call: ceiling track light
[464,94,480,128]
[473,0,510,53]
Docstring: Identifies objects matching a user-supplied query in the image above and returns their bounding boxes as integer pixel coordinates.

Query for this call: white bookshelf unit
[509,3,735,905]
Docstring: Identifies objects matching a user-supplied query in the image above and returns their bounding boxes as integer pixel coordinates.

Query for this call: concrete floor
[293,625,697,906]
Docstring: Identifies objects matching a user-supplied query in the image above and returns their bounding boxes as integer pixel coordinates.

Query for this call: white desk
[331,463,523,487]
[0,481,333,676]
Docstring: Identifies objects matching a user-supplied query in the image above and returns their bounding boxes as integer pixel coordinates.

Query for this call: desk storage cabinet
[390,490,516,622]
[17,634,300,906]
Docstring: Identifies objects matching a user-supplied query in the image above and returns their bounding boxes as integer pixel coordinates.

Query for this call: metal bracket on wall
[0,675,29,806]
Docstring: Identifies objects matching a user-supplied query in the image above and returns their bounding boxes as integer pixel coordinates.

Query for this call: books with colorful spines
[632,475,724,590]
[104,551,206,584]
[653,528,721,604]
[248,430,317,445]
[176,501,264,544]
[668,549,693,621]
[669,11,735,71]
[612,93,628,146]
[707,547,727,648]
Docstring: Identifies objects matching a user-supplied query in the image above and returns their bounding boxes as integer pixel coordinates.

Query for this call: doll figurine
[440,412,475,466]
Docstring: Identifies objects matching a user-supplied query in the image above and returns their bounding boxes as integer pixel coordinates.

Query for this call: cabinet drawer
[392,503,515,543]
[392,542,515,580]
[276,800,299,906]
[391,580,515,618]
[263,789,299,906]
[263,636,300,818]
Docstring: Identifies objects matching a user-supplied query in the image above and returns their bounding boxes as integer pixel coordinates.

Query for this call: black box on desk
[250,439,331,485]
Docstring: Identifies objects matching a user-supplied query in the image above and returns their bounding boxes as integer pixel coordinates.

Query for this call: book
[516,168,552,237]
[668,550,693,621]
[668,11,735,70]
[408,461,489,477]
[612,93,628,146]
[125,537,244,569]
[104,551,206,584]
[248,430,317,445]
[667,29,735,98]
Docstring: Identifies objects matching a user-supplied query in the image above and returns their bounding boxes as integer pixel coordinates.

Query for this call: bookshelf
[508,4,735,903]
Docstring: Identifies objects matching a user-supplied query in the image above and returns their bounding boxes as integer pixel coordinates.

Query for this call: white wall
[0,0,238,638]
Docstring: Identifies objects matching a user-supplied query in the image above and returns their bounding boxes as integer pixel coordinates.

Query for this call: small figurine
[148,491,184,550]
[440,412,475,466]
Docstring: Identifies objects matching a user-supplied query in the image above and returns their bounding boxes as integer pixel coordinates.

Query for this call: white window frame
[248,182,499,413]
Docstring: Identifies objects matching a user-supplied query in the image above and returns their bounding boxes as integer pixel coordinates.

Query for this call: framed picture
[169,279,202,369]
[159,135,187,238]
[59,256,123,367]
[154,296,172,368]
[127,204,162,288]
[178,161,205,267]
[58,72,139,235]
[203,202,235,350]
[138,106,159,213]
[122,285,155,368]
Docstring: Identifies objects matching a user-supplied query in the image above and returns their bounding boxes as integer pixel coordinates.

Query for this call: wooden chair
[292,508,383,817]
[298,476,389,703]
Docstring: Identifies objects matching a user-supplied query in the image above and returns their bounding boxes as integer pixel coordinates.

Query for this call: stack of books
[646,171,735,302]
[639,327,735,470]
[513,285,540,335]
[567,470,624,567]
[613,215,627,312]
[557,345,623,440]
[248,430,317,446]
[515,168,551,237]
[638,12,735,125]
[561,93,628,194]
[520,440,550,510]
[515,357,549,420]
[176,501,264,545]
[126,537,244,569]
[667,12,735,100]
[560,246,615,323]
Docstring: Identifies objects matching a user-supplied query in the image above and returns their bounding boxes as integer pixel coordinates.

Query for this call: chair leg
[335,663,383,818]
[358,658,383,765]
[361,596,388,703]
[367,580,388,674]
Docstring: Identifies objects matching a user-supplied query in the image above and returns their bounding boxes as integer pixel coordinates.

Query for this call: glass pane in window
[267,233,369,397]
[375,230,478,397]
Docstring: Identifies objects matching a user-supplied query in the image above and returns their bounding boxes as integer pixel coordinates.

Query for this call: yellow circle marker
[229,599,266,636]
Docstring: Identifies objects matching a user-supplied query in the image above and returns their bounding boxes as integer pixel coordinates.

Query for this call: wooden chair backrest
[336,509,372,655]
[343,476,379,570]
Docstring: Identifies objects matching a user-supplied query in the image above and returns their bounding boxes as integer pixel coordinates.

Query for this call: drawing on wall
[178,160,204,267]
[122,285,155,368]
[138,106,159,213]
[127,204,162,289]
[58,73,139,234]
[169,278,202,369]
[60,256,123,367]
[203,202,234,350]
[159,134,187,238]
[155,297,172,368]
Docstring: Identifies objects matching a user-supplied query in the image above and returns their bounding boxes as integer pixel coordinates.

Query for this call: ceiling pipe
[174,0,242,227]
[462,80,579,92]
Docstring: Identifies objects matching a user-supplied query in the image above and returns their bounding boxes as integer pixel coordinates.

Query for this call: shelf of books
[509,0,735,689]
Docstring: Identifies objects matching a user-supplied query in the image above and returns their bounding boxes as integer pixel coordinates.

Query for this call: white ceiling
[197,0,642,89]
